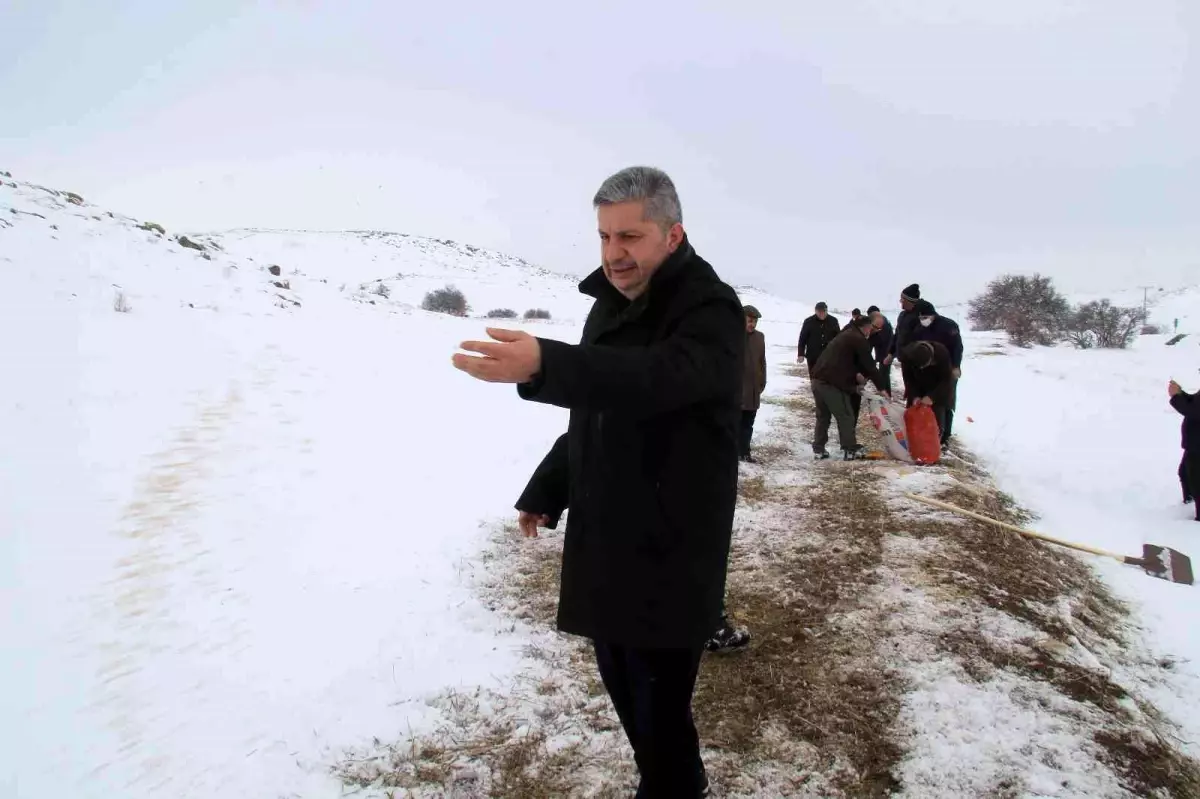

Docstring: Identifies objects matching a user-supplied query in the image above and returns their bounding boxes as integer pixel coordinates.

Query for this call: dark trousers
[812,381,858,452]
[1182,453,1200,519]
[593,642,707,798]
[943,376,959,444]
[877,362,892,394]
[739,410,757,458]
[850,390,862,423]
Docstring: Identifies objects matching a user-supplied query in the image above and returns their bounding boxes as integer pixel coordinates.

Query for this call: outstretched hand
[453,328,542,384]
[1169,380,1182,398]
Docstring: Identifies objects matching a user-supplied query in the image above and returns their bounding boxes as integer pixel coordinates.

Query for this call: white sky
[3,0,1197,307]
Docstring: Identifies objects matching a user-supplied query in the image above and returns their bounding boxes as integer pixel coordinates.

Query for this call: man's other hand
[518,511,552,538]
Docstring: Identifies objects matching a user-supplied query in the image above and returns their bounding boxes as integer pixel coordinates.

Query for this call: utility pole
[1137,285,1153,323]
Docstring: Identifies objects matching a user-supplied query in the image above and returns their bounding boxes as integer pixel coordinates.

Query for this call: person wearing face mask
[909,299,963,447]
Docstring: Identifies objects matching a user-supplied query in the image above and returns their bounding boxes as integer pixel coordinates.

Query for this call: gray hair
[592,166,682,230]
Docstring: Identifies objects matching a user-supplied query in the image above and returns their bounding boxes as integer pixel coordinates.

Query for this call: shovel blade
[1140,544,1195,586]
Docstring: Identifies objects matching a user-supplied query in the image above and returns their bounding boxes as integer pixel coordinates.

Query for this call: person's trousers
[1181,453,1200,519]
[943,376,959,444]
[849,390,862,423]
[812,381,858,452]
[877,362,892,394]
[739,410,757,458]
[593,641,707,798]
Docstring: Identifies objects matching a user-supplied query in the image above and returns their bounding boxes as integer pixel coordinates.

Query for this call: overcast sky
[3,0,1197,307]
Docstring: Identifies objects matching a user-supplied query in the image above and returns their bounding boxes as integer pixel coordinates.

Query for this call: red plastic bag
[904,404,941,465]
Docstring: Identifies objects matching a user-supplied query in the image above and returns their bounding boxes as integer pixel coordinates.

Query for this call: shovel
[904,492,1195,586]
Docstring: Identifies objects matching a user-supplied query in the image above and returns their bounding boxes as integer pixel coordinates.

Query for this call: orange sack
[903,404,942,465]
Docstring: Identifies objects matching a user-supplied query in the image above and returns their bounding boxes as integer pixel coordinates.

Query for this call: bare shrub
[113,292,132,313]
[422,285,469,316]
[1141,323,1163,335]
[1069,300,1142,350]
[486,308,518,319]
[967,274,1070,347]
[372,282,390,299]
[523,308,552,320]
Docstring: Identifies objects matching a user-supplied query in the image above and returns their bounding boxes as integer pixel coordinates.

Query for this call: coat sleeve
[854,336,889,393]
[759,336,768,393]
[1171,391,1200,420]
[515,433,569,528]
[519,296,742,417]
[797,318,810,358]
[946,320,964,368]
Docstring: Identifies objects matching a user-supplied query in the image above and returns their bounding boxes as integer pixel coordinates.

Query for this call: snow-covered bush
[486,308,518,319]
[422,285,469,317]
[968,274,1070,348]
[523,308,552,320]
[1068,300,1141,350]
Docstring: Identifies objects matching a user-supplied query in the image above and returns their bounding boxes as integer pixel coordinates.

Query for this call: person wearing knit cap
[908,300,964,447]
[900,339,954,442]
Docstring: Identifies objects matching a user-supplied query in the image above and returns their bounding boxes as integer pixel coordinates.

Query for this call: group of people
[789,287,963,460]
[450,166,955,796]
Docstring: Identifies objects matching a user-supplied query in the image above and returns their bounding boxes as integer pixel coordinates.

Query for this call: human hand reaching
[1169,380,1182,398]
[453,328,542,384]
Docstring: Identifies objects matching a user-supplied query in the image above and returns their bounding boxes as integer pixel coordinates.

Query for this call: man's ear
[667,222,685,251]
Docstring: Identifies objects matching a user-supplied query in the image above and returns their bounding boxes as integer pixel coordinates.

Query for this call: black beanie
[867,305,880,314]
[914,299,936,316]
[902,284,921,302]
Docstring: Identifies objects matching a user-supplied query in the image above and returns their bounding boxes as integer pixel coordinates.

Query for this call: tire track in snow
[84,372,255,792]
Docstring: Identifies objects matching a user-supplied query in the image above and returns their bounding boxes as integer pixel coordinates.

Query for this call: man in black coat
[452,166,740,796]
[798,301,840,375]
[884,283,921,368]
[1169,379,1200,521]
[868,305,894,393]
[810,316,892,459]
[909,299,964,446]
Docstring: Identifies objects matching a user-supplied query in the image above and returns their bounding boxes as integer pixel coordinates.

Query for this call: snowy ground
[2,172,1197,797]
[956,323,1200,757]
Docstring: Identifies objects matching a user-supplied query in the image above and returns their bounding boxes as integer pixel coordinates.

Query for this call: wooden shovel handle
[903,492,1129,562]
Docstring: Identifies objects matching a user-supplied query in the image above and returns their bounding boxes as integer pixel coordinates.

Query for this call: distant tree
[967,273,1071,347]
[523,308,552,320]
[372,282,390,299]
[1068,300,1141,350]
[486,308,518,319]
[422,285,469,316]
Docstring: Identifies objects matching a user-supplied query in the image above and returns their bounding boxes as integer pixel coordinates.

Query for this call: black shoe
[813,449,830,461]
[1185,496,1194,505]
[843,445,866,461]
[740,454,757,464]
[705,625,751,653]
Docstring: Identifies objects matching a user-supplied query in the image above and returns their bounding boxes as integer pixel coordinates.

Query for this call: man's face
[816,308,827,320]
[598,201,683,300]
[871,312,884,330]
[900,297,915,311]
[745,315,758,333]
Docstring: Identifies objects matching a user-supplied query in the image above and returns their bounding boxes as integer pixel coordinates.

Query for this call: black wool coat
[1171,390,1200,454]
[798,314,841,363]
[515,238,744,649]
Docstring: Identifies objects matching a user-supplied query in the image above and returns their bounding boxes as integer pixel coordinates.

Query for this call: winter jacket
[901,341,954,407]
[911,315,964,369]
[811,328,889,395]
[515,236,743,649]
[798,314,841,364]
[869,317,894,363]
[1170,390,1200,453]
[742,329,767,410]
[889,309,919,359]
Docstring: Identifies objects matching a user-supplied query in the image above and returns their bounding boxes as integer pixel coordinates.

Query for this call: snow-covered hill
[3,171,1198,797]
[0,174,591,798]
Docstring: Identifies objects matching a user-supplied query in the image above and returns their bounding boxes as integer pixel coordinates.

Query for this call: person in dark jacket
[452,166,739,796]
[909,299,964,446]
[740,305,767,463]
[884,283,922,370]
[868,305,894,393]
[843,308,864,331]
[798,302,840,375]
[900,340,954,438]
[810,316,892,459]
[1169,379,1200,521]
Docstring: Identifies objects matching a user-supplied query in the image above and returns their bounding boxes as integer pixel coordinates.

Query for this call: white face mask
[919,317,934,327]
